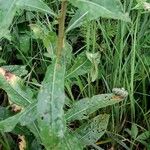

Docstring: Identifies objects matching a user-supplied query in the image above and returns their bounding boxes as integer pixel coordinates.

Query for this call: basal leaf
[67,0,131,31]
[37,59,66,149]
[74,114,109,146]
[65,93,126,122]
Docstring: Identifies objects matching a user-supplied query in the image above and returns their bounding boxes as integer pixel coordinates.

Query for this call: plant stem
[57,0,67,61]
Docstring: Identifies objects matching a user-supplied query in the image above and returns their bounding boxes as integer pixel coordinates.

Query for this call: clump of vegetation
[0,0,150,149]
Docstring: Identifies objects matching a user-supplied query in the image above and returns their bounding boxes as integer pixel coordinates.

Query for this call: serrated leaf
[65,93,125,122]
[37,59,66,149]
[67,0,131,31]
[74,114,109,146]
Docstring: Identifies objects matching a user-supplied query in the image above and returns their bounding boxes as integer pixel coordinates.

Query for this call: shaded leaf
[131,123,138,139]
[66,52,91,79]
[137,131,150,141]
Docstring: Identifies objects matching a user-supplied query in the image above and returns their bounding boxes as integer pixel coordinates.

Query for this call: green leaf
[19,34,30,54]
[131,123,138,139]
[0,107,12,121]
[0,68,33,107]
[0,0,17,40]
[0,100,37,132]
[37,59,66,149]
[74,114,109,146]
[137,131,150,141]
[0,0,55,40]
[0,113,21,132]
[2,65,28,77]
[133,0,150,11]
[16,0,56,16]
[86,51,101,82]
[65,93,125,122]
[66,52,91,79]
[58,131,83,150]
[67,0,131,31]
[66,10,89,32]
